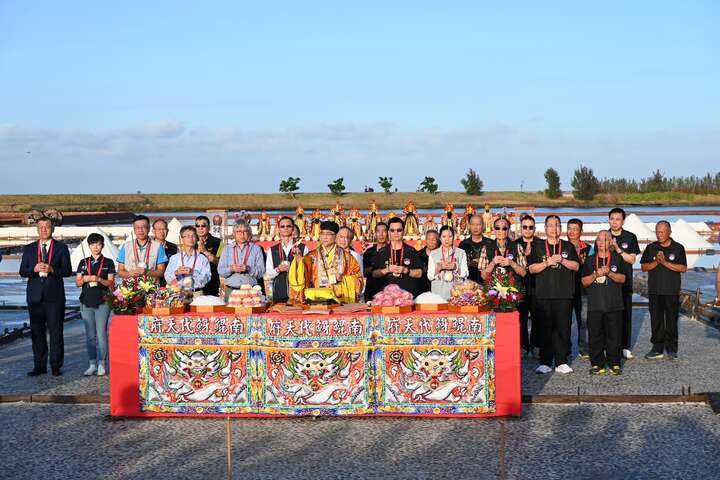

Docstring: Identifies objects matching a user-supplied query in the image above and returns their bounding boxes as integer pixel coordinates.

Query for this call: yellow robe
[292,245,364,303]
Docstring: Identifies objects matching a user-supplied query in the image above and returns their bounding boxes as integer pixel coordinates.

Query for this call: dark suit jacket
[19,239,73,303]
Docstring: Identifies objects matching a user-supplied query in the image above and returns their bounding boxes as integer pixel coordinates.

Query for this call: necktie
[42,243,48,262]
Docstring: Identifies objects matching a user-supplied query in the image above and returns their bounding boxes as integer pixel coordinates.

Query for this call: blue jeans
[80,303,111,363]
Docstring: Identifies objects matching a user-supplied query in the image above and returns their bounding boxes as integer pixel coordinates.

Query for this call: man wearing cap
[298,221,363,302]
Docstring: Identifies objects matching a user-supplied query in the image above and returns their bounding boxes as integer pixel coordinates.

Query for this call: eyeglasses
[494,226,508,231]
[522,225,535,230]
[195,224,209,228]
[389,228,403,233]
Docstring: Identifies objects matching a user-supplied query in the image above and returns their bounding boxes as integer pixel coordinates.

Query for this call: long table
[110,310,520,418]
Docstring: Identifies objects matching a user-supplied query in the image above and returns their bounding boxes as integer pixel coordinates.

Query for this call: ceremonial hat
[320,221,339,234]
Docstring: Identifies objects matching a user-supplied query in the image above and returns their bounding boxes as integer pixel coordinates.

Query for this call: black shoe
[644,350,664,360]
[51,368,62,376]
[27,368,47,377]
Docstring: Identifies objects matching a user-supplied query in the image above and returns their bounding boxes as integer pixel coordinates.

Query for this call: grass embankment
[1,191,720,213]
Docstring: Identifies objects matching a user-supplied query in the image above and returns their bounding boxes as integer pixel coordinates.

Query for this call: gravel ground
[0,402,718,480]
[522,306,720,395]
[2,308,718,397]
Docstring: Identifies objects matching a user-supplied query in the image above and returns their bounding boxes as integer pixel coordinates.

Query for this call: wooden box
[447,305,487,313]
[371,305,414,314]
[414,303,448,312]
[189,305,226,313]
[224,306,266,314]
[143,306,187,315]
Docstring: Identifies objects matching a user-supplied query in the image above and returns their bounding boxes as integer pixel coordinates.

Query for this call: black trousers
[521,294,542,350]
[535,298,573,367]
[587,310,622,367]
[570,293,588,353]
[28,301,65,370]
[648,294,680,353]
[518,300,530,351]
[621,289,633,349]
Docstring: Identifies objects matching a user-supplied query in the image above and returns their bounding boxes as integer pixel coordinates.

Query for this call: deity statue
[348,208,364,240]
[459,204,476,238]
[256,210,272,241]
[365,200,380,242]
[403,201,420,238]
[310,208,323,241]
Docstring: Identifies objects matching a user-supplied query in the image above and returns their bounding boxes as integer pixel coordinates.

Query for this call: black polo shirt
[608,229,640,292]
[640,239,686,296]
[483,240,525,292]
[415,248,432,295]
[582,252,624,312]
[517,237,544,297]
[459,236,493,283]
[200,234,222,296]
[528,239,579,300]
[569,241,591,297]
[371,244,422,296]
[76,256,116,308]
[363,244,386,300]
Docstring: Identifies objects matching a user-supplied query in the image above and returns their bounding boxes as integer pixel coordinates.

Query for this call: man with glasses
[517,215,544,356]
[459,215,492,284]
[152,219,177,286]
[299,221,363,302]
[266,216,306,303]
[371,217,423,296]
[218,222,265,301]
[195,215,223,296]
[607,208,641,359]
[528,215,580,374]
[117,215,167,280]
[363,222,389,300]
[19,217,72,376]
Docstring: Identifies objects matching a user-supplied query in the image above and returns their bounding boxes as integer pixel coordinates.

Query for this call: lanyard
[495,241,510,258]
[277,241,293,263]
[233,242,252,265]
[545,239,562,258]
[390,245,404,267]
[85,255,105,277]
[441,247,455,262]
[133,239,152,265]
[319,245,338,276]
[596,251,610,270]
[37,239,54,264]
[180,250,198,270]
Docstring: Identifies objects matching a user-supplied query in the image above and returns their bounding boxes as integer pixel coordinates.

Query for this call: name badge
[404,258,411,266]
[668,253,676,261]
[508,254,514,260]
[561,251,568,258]
[621,242,629,249]
[610,265,618,272]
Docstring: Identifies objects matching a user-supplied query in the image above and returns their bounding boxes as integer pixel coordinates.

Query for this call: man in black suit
[19,217,72,376]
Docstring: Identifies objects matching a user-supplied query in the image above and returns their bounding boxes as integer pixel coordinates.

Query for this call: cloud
[0,121,717,194]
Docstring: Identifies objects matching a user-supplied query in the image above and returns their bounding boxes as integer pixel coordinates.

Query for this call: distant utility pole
[520,180,524,192]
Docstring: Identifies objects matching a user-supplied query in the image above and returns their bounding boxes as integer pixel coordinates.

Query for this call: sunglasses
[279,224,293,228]
[522,225,535,230]
[195,224,209,228]
[389,228,403,233]
[494,226,508,231]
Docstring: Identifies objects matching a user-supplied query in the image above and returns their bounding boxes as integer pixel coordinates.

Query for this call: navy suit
[19,239,72,370]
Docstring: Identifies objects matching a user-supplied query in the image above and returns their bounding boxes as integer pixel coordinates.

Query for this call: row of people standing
[20,209,688,378]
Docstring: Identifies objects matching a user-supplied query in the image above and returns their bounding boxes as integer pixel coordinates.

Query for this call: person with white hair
[581,230,626,375]
[218,221,265,301]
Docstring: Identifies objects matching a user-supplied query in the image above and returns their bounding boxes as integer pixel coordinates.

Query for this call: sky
[1,1,718,194]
